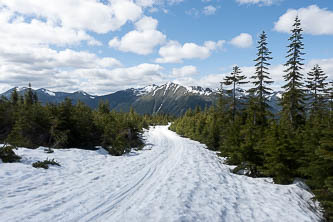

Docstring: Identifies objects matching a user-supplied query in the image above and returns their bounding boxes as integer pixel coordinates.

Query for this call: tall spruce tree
[24,83,34,106]
[306,64,328,115]
[281,16,306,129]
[223,66,248,121]
[11,88,18,106]
[328,81,333,121]
[249,31,273,126]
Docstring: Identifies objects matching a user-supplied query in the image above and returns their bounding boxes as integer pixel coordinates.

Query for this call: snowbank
[0,126,323,222]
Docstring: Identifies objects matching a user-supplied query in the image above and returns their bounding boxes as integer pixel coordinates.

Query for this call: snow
[152,85,164,96]
[163,83,169,96]
[156,103,163,113]
[76,90,87,96]
[184,85,212,96]
[135,85,158,96]
[41,88,56,96]
[0,126,322,222]
[16,87,27,92]
[276,92,283,99]
[148,82,213,97]
[174,84,181,93]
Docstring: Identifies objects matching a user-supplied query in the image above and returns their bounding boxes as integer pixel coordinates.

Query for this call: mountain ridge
[1,82,281,116]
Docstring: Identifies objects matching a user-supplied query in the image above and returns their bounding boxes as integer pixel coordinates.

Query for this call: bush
[0,145,21,163]
[32,158,60,169]
[44,147,54,153]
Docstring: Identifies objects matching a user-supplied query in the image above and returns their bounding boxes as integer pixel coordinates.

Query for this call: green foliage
[306,65,328,114]
[0,145,21,163]
[249,31,274,127]
[171,21,332,220]
[32,158,60,169]
[281,16,306,129]
[1,90,152,156]
[223,66,248,121]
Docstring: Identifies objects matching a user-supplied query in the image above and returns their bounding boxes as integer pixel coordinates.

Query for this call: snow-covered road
[0,125,322,222]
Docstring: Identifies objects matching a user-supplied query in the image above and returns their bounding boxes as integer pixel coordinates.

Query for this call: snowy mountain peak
[184,85,213,96]
[140,82,215,97]
[74,90,89,96]
[133,84,159,96]
[38,88,56,96]
[16,86,28,92]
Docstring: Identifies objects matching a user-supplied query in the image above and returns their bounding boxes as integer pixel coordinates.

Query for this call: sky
[0,0,332,95]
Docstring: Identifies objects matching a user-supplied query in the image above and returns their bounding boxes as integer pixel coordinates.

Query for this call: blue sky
[0,0,332,95]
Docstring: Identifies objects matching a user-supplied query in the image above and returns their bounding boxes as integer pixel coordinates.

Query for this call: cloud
[0,42,126,94]
[203,5,217,15]
[156,40,225,63]
[236,0,279,6]
[0,47,165,94]
[230,33,253,48]
[0,0,142,34]
[136,0,156,7]
[186,8,200,17]
[135,0,184,7]
[274,5,333,35]
[171,66,198,77]
[0,8,100,47]
[109,16,166,55]
[187,5,218,17]
[77,63,165,94]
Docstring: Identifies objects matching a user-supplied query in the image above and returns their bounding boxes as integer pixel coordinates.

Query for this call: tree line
[170,17,333,220]
[0,84,173,156]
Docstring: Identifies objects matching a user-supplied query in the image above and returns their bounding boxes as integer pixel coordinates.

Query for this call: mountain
[0,83,282,116]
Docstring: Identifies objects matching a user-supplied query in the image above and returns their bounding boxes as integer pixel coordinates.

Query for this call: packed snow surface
[0,126,322,222]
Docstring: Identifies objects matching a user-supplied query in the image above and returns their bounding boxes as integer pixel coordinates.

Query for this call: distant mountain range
[0,82,282,116]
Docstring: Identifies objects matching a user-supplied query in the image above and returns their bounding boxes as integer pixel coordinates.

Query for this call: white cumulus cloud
[0,0,142,33]
[0,8,100,46]
[109,16,166,55]
[171,66,198,77]
[274,5,333,35]
[156,40,225,63]
[230,33,253,48]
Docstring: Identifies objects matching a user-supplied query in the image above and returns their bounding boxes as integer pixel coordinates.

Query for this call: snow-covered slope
[0,126,322,222]
[145,82,214,97]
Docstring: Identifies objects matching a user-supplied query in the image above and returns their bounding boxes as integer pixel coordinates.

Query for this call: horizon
[1,81,286,97]
[0,0,332,95]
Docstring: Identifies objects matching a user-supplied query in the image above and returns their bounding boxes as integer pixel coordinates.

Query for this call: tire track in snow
[0,125,323,222]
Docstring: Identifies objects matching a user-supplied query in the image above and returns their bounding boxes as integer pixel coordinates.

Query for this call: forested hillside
[170,18,333,221]
[0,84,173,156]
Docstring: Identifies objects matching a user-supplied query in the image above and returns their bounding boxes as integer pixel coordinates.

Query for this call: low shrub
[32,158,60,169]
[0,145,21,163]
[44,148,54,153]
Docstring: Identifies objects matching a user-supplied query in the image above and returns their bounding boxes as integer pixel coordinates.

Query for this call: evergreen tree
[223,66,248,121]
[328,81,333,121]
[281,16,306,129]
[259,122,301,184]
[97,100,110,114]
[249,31,273,126]
[24,83,34,106]
[33,92,38,104]
[11,88,18,106]
[315,126,333,220]
[306,64,328,115]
